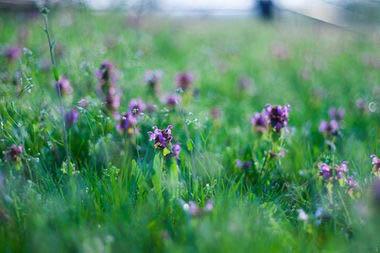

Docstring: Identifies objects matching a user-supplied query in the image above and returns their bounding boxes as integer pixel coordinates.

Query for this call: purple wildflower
[105,87,121,112]
[319,162,332,180]
[144,70,163,93]
[355,99,367,112]
[264,104,290,132]
[117,112,137,134]
[238,76,253,91]
[4,144,23,162]
[145,103,157,114]
[328,107,345,122]
[251,112,269,133]
[370,154,380,174]
[319,120,339,136]
[128,98,146,117]
[171,144,181,159]
[96,60,117,85]
[77,98,89,108]
[65,108,79,127]
[175,72,194,91]
[4,46,22,61]
[236,160,252,170]
[148,125,173,149]
[55,76,73,96]
[346,176,358,190]
[335,161,348,179]
[210,107,221,120]
[165,94,181,107]
[184,201,201,217]
[204,200,214,213]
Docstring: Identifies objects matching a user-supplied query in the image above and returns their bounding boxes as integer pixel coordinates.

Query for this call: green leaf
[162,148,171,157]
[186,139,193,152]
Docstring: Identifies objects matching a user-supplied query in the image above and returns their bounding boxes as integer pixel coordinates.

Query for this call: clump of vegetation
[0,8,379,252]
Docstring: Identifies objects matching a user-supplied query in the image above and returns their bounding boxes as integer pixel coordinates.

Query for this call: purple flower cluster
[370,154,380,175]
[128,98,146,117]
[319,107,345,136]
[55,76,73,96]
[251,112,269,133]
[328,107,345,122]
[117,112,137,135]
[236,160,252,170]
[265,105,290,132]
[4,46,22,62]
[318,161,358,190]
[96,60,117,86]
[251,104,290,133]
[319,163,332,180]
[96,61,121,113]
[148,125,173,149]
[4,144,23,162]
[165,94,181,108]
[175,72,194,91]
[319,120,339,136]
[171,144,181,159]
[144,70,163,94]
[65,108,79,128]
[182,200,213,217]
[117,98,147,135]
[148,125,181,159]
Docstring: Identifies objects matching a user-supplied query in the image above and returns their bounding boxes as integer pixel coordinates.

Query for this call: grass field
[0,9,380,252]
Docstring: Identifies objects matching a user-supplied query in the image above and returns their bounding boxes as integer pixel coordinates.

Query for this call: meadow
[0,9,380,252]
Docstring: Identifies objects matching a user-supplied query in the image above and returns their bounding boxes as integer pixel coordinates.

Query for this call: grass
[0,9,380,252]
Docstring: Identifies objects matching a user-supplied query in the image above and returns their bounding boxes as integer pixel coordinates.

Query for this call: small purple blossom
[171,144,181,159]
[319,120,339,136]
[335,161,348,179]
[251,112,269,133]
[144,70,163,93]
[96,60,117,85]
[182,200,213,217]
[319,162,332,180]
[128,98,146,117]
[370,154,380,174]
[4,144,23,162]
[175,72,194,91]
[55,76,73,96]
[346,176,358,190]
[355,99,367,112]
[4,46,22,61]
[264,104,290,132]
[77,98,89,108]
[65,108,79,127]
[148,125,173,149]
[237,76,252,91]
[165,94,181,107]
[183,201,201,217]
[117,112,137,134]
[328,107,345,122]
[204,200,214,213]
[236,160,252,170]
[105,89,121,112]
[210,107,221,120]
[145,103,157,114]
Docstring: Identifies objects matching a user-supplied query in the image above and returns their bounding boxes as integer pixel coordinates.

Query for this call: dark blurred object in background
[257,0,274,20]
[0,0,59,12]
